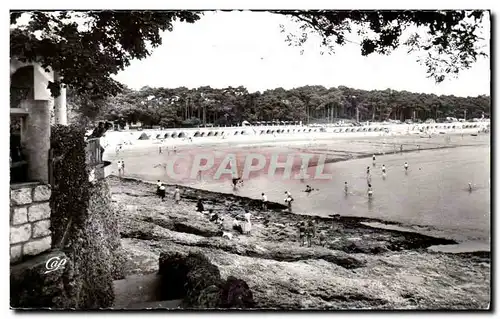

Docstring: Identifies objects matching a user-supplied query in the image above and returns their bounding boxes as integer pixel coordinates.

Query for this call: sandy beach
[107,128,490,309]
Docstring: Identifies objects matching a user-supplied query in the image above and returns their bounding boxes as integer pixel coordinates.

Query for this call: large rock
[197,285,221,308]
[184,253,222,305]
[219,276,255,309]
[158,251,255,309]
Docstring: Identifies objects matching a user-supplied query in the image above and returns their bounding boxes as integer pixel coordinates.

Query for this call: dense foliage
[276,10,488,83]
[11,10,488,102]
[81,85,490,128]
[10,10,201,98]
[50,126,121,308]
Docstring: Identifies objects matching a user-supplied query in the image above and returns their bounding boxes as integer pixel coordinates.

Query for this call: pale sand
[103,127,483,155]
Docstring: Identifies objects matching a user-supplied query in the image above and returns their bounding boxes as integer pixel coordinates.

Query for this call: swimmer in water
[404,161,409,171]
[344,182,348,195]
[367,183,373,198]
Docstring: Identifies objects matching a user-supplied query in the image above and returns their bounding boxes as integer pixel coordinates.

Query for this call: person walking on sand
[158,145,162,154]
[372,154,376,166]
[174,186,181,204]
[284,192,294,212]
[381,164,387,177]
[344,181,349,195]
[468,183,473,192]
[366,166,370,176]
[404,161,409,172]
[117,160,124,177]
[261,193,268,211]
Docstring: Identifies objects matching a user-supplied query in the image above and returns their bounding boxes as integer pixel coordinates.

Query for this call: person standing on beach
[117,160,124,177]
[372,154,376,166]
[366,166,370,176]
[404,161,409,172]
[242,211,252,235]
[158,145,162,154]
[261,193,268,211]
[400,144,403,153]
[197,198,205,213]
[344,182,349,195]
[174,186,181,204]
[156,180,162,195]
[306,220,316,247]
[298,221,306,246]
[158,183,166,201]
[284,192,294,212]
[173,146,177,154]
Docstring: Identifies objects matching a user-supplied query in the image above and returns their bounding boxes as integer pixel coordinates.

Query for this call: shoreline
[115,175,490,255]
[106,134,490,255]
[110,176,490,309]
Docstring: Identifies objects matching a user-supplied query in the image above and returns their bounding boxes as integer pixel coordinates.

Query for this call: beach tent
[138,132,149,140]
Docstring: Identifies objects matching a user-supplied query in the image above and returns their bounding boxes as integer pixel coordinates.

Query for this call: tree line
[69,85,490,128]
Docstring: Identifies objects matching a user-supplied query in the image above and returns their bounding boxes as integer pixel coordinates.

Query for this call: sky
[113,11,491,97]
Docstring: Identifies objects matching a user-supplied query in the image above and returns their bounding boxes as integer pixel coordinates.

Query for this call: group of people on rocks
[156,180,180,203]
[298,220,316,247]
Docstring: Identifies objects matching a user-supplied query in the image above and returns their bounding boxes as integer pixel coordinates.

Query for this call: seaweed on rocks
[218,276,255,309]
[157,251,255,309]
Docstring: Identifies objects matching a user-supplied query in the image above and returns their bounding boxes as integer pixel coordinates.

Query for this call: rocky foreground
[109,176,490,310]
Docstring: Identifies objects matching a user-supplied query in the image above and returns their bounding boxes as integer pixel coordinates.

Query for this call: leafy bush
[50,125,122,308]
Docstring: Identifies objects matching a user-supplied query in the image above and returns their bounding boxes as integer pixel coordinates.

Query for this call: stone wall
[10,183,52,264]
